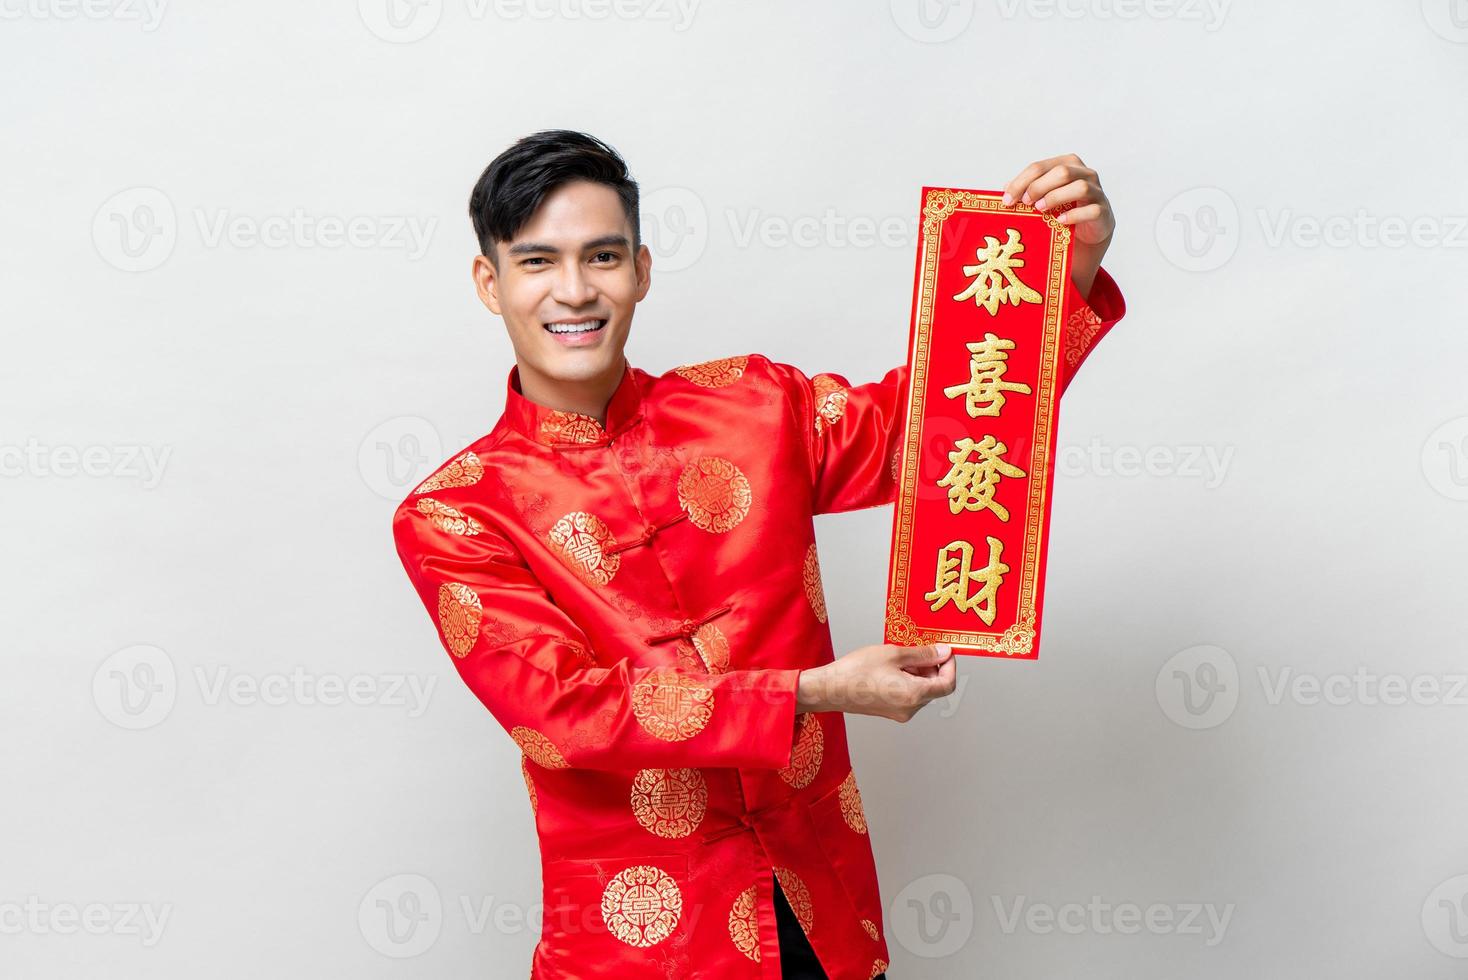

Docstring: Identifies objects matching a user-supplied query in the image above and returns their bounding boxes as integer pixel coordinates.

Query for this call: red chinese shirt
[392,268,1125,979]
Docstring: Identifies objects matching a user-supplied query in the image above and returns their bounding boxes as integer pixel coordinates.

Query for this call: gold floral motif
[414,451,483,493]
[779,713,824,789]
[890,448,900,482]
[564,640,598,668]
[539,410,605,445]
[416,497,484,536]
[860,918,879,941]
[839,770,868,834]
[773,868,813,933]
[1064,305,1104,368]
[811,374,849,436]
[630,768,708,839]
[511,725,569,769]
[547,511,621,586]
[677,456,752,533]
[870,960,888,978]
[436,582,481,658]
[601,865,683,948]
[728,885,761,962]
[673,355,748,388]
[802,543,828,624]
[521,756,538,817]
[631,670,714,742]
[691,622,730,673]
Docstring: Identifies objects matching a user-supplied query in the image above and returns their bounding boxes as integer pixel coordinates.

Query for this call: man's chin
[530,344,625,385]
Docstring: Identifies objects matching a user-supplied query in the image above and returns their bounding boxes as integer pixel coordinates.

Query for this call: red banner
[884,187,1073,660]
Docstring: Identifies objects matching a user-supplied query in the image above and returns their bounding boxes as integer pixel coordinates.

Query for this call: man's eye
[522,257,547,267]
[592,252,617,263]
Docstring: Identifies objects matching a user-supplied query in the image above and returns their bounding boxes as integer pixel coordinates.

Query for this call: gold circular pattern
[414,451,483,493]
[673,355,748,388]
[601,865,683,948]
[511,725,569,769]
[436,582,481,658]
[521,756,538,817]
[773,868,814,933]
[779,712,824,789]
[676,456,752,533]
[728,885,761,962]
[839,770,868,834]
[547,511,621,586]
[860,918,879,941]
[630,768,708,839]
[631,670,715,742]
[416,497,484,536]
[539,410,605,445]
[691,622,730,673]
[802,543,828,624]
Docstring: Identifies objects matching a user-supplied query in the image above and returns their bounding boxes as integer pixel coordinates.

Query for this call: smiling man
[391,130,1124,979]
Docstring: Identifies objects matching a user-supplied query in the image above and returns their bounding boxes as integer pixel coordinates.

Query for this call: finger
[1002,154,1087,206]
[1023,165,1095,207]
[1002,158,1059,206]
[919,653,957,691]
[1056,201,1106,226]
[1032,177,1095,213]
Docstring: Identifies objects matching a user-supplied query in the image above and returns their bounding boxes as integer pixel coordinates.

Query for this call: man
[392,130,1124,979]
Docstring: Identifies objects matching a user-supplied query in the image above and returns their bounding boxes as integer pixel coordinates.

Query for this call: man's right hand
[795,643,957,722]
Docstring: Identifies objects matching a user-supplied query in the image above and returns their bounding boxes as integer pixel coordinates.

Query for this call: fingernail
[1034,198,1047,211]
[936,643,952,657]
[1001,192,1013,205]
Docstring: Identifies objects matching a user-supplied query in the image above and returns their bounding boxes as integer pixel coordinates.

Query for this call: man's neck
[516,359,625,427]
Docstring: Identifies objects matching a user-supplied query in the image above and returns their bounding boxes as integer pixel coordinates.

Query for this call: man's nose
[550,264,597,306]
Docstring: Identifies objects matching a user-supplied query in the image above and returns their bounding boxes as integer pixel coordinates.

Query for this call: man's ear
[634,243,652,302]
[472,251,501,315]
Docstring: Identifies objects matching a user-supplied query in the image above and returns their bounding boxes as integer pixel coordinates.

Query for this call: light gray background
[4,1,1467,977]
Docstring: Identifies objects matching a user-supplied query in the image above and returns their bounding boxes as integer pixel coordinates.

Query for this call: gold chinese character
[923,536,1009,625]
[936,435,1027,520]
[942,333,1033,417]
[952,227,1043,315]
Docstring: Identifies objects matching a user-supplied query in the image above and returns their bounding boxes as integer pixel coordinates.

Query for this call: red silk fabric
[391,267,1123,978]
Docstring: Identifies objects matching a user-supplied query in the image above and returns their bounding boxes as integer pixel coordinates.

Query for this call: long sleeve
[766,265,1125,516]
[392,495,802,771]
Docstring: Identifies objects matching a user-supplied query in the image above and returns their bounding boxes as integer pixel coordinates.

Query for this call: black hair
[468,129,641,263]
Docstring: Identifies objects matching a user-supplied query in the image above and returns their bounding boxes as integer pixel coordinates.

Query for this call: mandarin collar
[501,357,644,447]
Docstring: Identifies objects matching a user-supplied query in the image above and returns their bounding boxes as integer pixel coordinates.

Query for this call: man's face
[474,179,651,389]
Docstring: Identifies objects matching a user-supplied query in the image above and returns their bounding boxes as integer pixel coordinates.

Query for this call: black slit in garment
[774,873,887,979]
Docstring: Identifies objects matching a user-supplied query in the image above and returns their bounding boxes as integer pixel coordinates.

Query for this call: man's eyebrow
[505,234,631,257]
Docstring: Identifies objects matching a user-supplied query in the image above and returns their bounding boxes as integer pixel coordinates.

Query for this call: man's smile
[543,317,609,346]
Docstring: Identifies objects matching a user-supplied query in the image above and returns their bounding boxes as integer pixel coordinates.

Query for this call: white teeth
[545,320,606,334]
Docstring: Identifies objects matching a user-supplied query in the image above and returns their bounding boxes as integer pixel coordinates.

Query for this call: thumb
[895,642,951,667]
